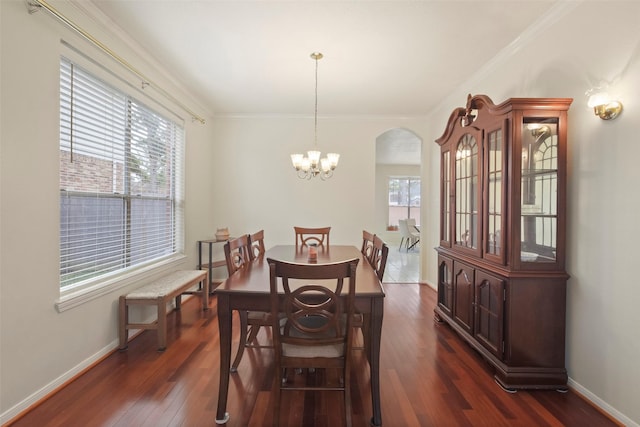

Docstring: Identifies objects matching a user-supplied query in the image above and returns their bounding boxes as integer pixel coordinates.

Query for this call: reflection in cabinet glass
[521,119,559,263]
[434,94,572,391]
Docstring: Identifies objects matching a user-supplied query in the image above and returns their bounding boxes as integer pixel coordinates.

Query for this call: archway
[374,128,422,283]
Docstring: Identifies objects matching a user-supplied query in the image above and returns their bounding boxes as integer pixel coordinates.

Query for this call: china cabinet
[434,94,572,390]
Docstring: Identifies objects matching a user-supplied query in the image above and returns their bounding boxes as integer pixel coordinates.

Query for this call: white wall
[0,0,216,421]
[206,116,428,247]
[421,3,640,425]
[2,1,640,426]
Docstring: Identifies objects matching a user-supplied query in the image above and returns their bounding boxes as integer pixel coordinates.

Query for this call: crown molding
[435,1,582,115]
[65,0,212,119]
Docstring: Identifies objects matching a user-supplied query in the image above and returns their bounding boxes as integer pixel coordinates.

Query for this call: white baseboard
[0,339,118,425]
[1,291,196,425]
[568,377,637,427]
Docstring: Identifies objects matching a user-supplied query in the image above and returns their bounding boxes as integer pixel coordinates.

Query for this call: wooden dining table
[214,244,386,426]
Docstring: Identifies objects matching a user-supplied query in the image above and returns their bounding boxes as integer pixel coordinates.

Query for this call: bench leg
[157,297,167,352]
[119,296,128,351]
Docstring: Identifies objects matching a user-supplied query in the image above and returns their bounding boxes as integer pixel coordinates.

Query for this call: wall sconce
[586,89,623,120]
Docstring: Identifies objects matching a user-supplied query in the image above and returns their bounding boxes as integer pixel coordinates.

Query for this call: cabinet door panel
[437,256,453,317]
[453,262,474,334]
[474,271,504,359]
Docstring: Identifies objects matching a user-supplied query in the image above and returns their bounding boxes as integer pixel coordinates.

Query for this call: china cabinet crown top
[436,94,573,147]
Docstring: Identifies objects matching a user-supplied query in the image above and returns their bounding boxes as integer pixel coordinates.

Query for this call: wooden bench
[119,270,209,352]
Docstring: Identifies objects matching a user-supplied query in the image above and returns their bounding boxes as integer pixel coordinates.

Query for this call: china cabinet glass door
[485,128,504,262]
[454,133,479,253]
[441,151,450,245]
[520,119,559,263]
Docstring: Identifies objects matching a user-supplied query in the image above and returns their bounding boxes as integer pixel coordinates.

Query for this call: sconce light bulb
[587,91,610,108]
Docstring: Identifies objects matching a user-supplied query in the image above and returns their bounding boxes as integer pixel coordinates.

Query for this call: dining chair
[398,219,420,251]
[224,234,271,372]
[407,217,420,233]
[294,226,331,250]
[406,218,420,250]
[248,229,266,260]
[267,257,359,427]
[352,233,387,352]
[370,235,389,282]
[361,230,375,262]
[223,234,251,274]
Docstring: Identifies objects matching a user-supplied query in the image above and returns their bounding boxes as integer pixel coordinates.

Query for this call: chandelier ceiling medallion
[290,52,339,180]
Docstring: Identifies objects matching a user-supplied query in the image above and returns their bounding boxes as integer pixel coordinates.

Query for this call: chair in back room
[398,219,420,251]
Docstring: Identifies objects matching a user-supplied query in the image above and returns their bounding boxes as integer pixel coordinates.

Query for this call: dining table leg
[369,296,384,426]
[215,294,231,424]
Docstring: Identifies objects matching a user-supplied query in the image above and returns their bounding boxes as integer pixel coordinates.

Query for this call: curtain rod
[27,0,206,125]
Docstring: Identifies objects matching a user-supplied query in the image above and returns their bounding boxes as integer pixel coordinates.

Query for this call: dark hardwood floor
[9,284,619,427]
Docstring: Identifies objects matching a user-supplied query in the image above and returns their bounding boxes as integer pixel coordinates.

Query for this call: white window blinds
[59,57,184,290]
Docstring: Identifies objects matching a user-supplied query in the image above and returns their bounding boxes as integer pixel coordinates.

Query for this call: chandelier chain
[314,55,319,148]
[289,52,339,180]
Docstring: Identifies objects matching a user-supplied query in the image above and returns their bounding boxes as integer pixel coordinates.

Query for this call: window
[59,57,184,292]
[388,177,420,227]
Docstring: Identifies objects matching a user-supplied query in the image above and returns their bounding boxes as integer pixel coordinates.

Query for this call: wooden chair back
[223,234,252,276]
[248,229,266,260]
[227,231,271,372]
[361,230,375,262]
[294,226,331,250]
[370,235,389,282]
[267,257,359,426]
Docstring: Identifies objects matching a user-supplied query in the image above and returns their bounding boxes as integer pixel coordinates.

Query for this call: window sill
[55,254,187,313]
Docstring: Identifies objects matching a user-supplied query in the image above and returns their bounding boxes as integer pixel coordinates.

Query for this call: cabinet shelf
[520,213,556,218]
[198,260,227,270]
[521,168,557,177]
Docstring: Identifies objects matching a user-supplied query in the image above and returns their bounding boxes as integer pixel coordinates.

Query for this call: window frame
[388,176,421,227]
[56,51,186,312]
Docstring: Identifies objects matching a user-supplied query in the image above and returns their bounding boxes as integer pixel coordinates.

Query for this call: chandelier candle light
[291,52,339,180]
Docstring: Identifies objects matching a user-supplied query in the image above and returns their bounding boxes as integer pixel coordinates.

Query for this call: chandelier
[290,52,339,180]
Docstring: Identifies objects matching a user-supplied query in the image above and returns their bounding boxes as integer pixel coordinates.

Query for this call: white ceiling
[87,0,557,163]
